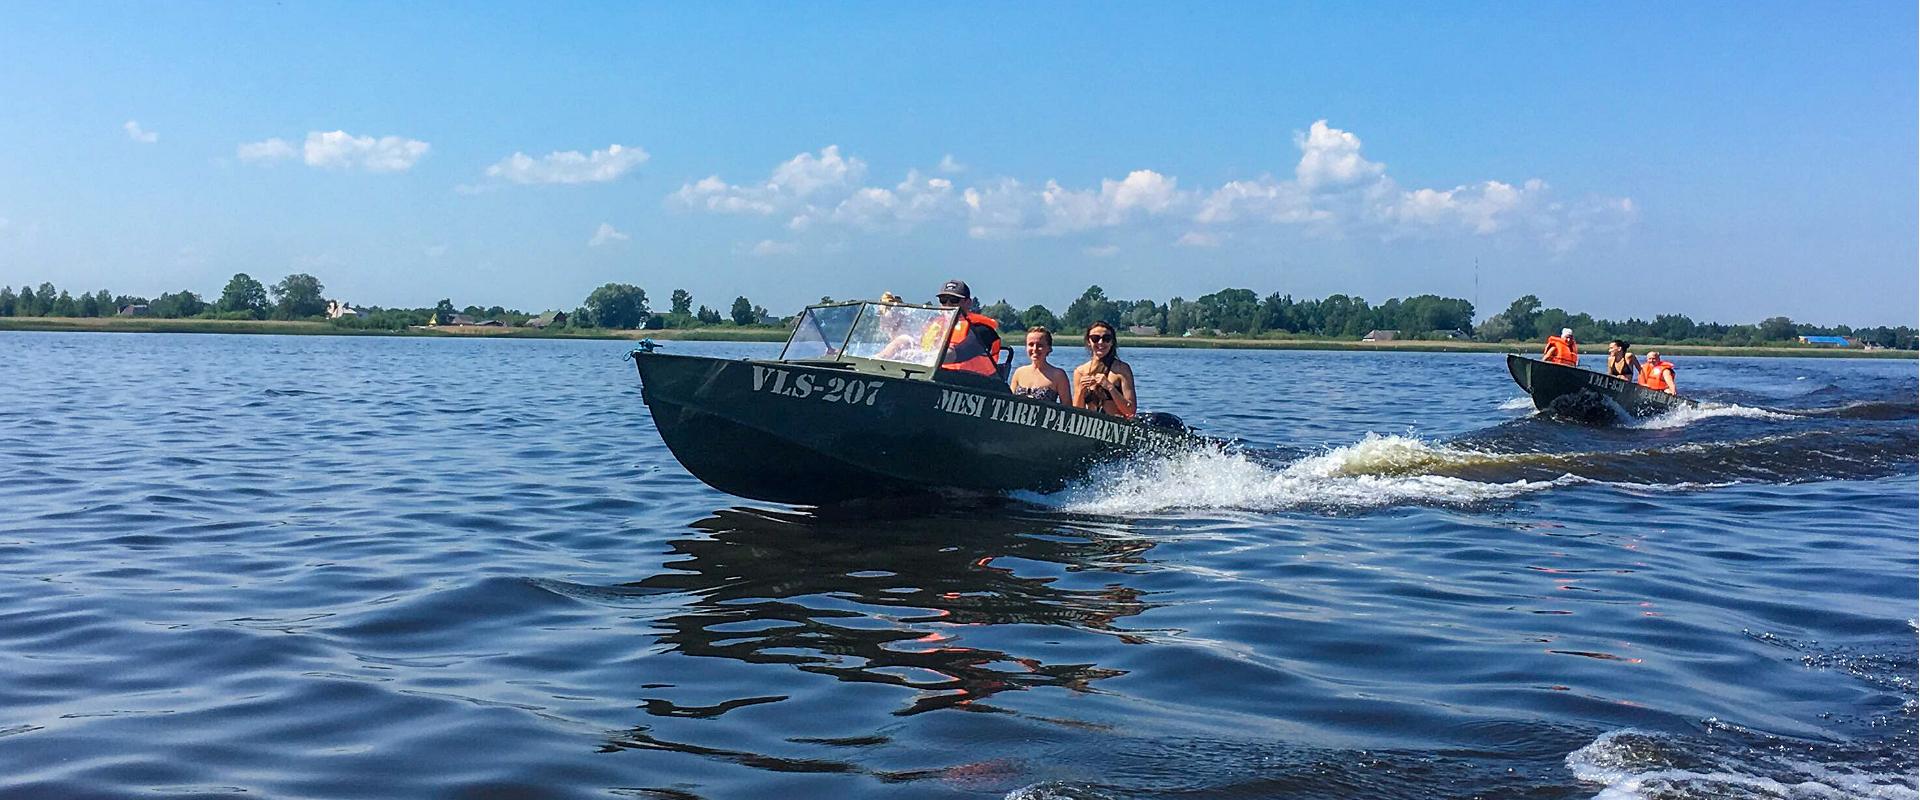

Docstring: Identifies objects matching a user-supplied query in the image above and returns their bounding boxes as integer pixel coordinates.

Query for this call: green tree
[1758,316,1797,341]
[696,305,723,325]
[50,291,77,316]
[76,291,98,317]
[217,273,270,318]
[980,299,1022,330]
[1020,304,1058,331]
[670,289,693,315]
[433,299,457,321]
[270,273,327,319]
[16,286,39,316]
[0,287,16,316]
[151,290,207,319]
[92,290,113,316]
[1063,285,1119,331]
[570,306,596,328]
[730,296,754,326]
[1499,295,1543,341]
[585,283,650,329]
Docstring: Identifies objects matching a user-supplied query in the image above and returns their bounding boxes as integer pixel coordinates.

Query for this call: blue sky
[1,2,1913,325]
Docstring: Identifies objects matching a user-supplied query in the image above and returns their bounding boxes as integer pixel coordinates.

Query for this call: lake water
[2,331,1914,799]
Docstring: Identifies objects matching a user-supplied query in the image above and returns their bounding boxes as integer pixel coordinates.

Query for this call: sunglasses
[938,297,964,306]
[1088,333,1115,342]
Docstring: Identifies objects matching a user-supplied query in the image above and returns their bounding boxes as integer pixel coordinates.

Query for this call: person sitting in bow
[1072,320,1136,418]
[1606,339,1639,381]
[933,279,1003,377]
[1542,327,1580,366]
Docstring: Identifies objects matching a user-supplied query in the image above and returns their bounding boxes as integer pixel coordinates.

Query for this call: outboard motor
[1135,411,1189,432]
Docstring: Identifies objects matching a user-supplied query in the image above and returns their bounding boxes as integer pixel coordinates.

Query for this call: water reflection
[630,505,1155,717]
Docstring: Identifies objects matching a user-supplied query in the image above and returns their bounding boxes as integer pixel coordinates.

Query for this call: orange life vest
[1638,359,1673,391]
[1543,335,1579,366]
[941,312,1002,375]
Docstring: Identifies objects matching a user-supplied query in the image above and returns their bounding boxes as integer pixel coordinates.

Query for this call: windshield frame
[776,300,960,375]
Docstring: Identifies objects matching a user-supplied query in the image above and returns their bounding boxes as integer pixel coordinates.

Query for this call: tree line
[966,285,1914,349]
[0,274,778,334]
[2,274,1911,349]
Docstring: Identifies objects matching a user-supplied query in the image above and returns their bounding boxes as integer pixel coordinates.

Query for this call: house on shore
[1797,335,1854,347]
[523,310,568,329]
[117,304,150,317]
[1128,325,1160,336]
[326,300,361,319]
[1361,329,1399,342]
[1436,329,1472,340]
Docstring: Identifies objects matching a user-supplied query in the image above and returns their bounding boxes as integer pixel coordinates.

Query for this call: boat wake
[1628,401,1799,430]
[1040,434,1560,514]
[1037,410,1918,514]
[1566,728,1917,800]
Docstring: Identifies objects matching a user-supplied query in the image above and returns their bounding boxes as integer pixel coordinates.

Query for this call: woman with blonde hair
[1008,326,1072,403]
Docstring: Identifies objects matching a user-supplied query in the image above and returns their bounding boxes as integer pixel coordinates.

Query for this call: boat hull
[633,352,1194,504]
[1506,354,1692,419]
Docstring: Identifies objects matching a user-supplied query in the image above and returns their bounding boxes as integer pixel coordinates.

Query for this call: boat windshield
[841,303,955,368]
[777,301,956,369]
[780,304,864,361]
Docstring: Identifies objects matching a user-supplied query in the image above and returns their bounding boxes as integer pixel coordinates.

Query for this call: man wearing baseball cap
[934,279,1003,376]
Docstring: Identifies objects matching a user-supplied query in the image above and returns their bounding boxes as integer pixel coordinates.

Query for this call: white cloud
[1084,244,1120,257]
[748,239,798,257]
[1294,119,1385,191]
[588,222,630,247]
[672,146,867,220]
[303,131,429,172]
[668,123,1633,253]
[123,120,158,143]
[237,137,297,163]
[485,144,649,185]
[238,130,429,172]
[424,244,449,258]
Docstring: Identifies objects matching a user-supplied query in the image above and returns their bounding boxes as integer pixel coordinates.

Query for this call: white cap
[1562,328,1574,337]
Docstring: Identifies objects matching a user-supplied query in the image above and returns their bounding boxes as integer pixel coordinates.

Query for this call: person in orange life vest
[1638,350,1677,395]
[933,279,1002,376]
[1542,327,1579,366]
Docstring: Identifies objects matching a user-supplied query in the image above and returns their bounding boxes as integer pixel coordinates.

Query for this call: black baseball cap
[936,279,971,301]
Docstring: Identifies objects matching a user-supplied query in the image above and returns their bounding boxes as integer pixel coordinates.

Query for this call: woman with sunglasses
[1072,320,1136,418]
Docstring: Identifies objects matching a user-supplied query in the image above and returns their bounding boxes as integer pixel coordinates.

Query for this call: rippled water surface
[2,332,1914,799]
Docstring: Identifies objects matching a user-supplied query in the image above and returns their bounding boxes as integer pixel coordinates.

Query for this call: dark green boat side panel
[634,352,1192,504]
[1506,354,1693,418]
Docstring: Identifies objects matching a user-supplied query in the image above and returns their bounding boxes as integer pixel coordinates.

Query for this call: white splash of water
[1631,402,1798,431]
[1042,434,1558,514]
[1566,729,1918,800]
[1500,396,1537,411]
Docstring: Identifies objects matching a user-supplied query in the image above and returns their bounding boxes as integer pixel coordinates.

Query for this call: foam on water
[1566,730,1919,800]
[1042,433,1559,514]
[1630,402,1798,430]
[1500,396,1537,411]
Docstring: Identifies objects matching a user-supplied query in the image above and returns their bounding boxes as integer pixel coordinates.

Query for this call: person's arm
[1007,364,1026,390]
[1664,369,1677,395]
[1112,363,1138,418]
[1074,365,1111,409]
[1048,367,1073,404]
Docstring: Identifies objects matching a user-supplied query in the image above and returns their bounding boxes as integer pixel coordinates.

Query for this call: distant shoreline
[1,316,1911,359]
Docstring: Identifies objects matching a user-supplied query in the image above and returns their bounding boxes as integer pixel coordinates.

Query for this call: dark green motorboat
[631,300,1198,504]
[1506,353,1693,419]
